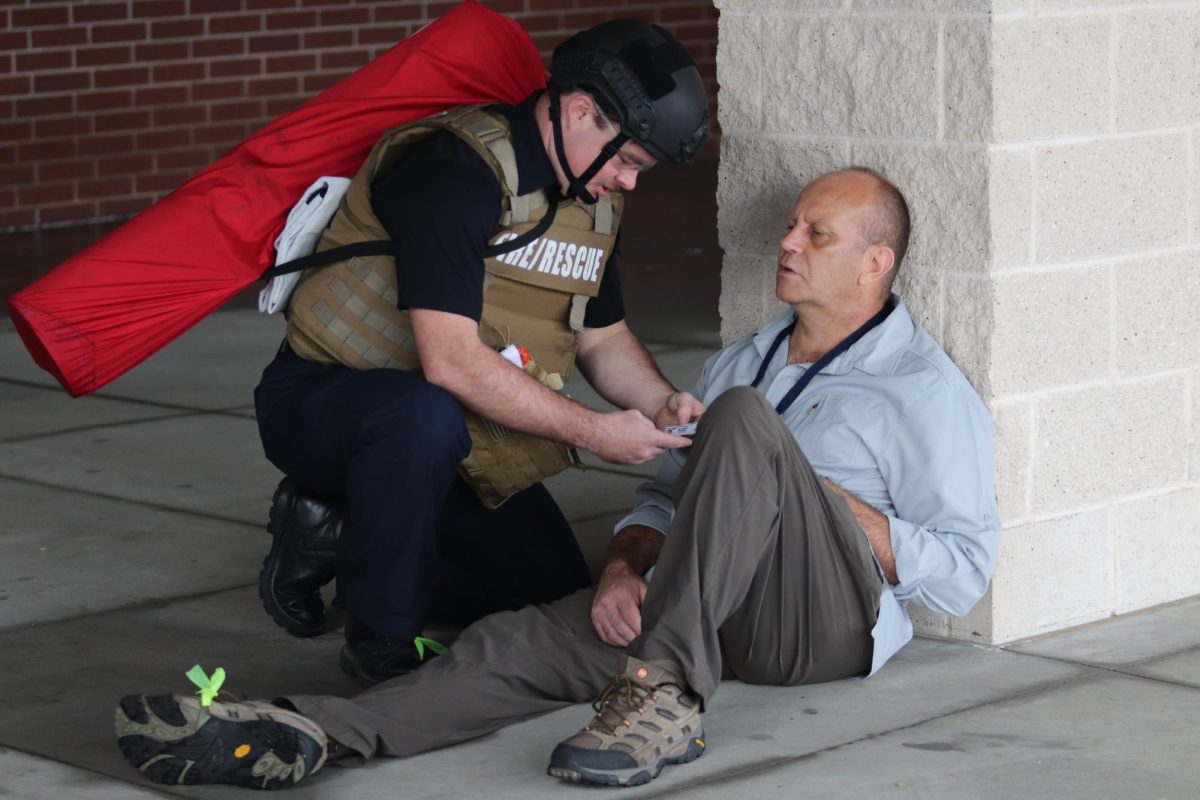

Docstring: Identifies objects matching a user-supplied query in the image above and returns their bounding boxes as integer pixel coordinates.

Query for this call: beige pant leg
[287,589,625,759]
[632,387,883,703]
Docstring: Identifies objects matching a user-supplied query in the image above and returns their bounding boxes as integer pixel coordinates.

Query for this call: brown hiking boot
[547,657,705,787]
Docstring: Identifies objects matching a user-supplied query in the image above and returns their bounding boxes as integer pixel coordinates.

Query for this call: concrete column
[715,0,1200,644]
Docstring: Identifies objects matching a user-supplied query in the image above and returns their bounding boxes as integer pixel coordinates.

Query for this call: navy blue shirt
[370,92,625,327]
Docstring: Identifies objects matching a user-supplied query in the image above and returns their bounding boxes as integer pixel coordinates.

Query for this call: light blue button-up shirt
[616,298,1001,676]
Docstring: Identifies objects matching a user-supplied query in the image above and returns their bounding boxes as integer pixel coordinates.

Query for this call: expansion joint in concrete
[0,582,257,637]
[0,472,261,531]
[0,376,258,420]
[0,411,200,445]
[1000,644,1200,693]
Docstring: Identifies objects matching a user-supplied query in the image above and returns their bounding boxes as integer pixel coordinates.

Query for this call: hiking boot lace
[586,672,659,737]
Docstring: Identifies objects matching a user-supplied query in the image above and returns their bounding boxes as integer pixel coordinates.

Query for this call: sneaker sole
[547,732,706,787]
[115,693,326,790]
[258,499,326,639]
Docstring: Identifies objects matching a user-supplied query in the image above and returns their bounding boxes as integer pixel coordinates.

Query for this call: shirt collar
[500,90,558,197]
[750,295,915,376]
[751,309,798,359]
[855,295,914,375]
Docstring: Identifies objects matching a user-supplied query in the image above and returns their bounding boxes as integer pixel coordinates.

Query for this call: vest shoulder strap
[592,195,614,235]
[450,109,545,226]
[445,106,623,236]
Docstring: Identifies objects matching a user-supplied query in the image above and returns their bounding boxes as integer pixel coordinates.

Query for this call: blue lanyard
[750,300,894,416]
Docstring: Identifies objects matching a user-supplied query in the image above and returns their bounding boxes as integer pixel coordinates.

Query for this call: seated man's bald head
[808,167,911,295]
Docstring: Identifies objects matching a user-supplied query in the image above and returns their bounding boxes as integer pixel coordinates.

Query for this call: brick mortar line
[4,210,132,232]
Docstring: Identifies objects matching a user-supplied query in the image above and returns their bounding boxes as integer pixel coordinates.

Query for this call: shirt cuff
[886,514,926,598]
[614,507,672,537]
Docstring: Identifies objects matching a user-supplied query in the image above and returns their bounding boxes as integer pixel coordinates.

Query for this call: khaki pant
[287,386,884,759]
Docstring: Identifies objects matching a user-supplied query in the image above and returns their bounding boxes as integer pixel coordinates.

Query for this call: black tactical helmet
[550,20,709,166]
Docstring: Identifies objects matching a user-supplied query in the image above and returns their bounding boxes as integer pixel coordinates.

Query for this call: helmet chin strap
[549,86,628,205]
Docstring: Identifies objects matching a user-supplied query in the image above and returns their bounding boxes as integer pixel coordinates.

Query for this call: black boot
[258,477,340,638]
[339,617,445,687]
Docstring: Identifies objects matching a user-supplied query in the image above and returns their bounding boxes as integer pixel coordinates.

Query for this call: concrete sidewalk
[2,307,1199,799]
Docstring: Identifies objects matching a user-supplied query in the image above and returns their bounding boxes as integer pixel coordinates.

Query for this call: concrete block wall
[980,0,1200,642]
[714,0,992,354]
[716,0,1200,644]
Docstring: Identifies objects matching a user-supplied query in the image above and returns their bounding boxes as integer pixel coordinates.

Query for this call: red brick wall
[0,0,718,232]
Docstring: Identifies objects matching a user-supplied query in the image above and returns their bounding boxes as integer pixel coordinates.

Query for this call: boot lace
[586,672,658,737]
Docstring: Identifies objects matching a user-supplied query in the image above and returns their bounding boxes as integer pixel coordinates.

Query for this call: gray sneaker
[547,657,705,786]
[115,693,327,790]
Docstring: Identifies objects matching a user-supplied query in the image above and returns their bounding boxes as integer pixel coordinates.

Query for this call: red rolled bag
[7,0,546,397]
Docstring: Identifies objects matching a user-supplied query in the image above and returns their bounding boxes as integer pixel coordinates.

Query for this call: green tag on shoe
[413,636,447,661]
[185,664,226,707]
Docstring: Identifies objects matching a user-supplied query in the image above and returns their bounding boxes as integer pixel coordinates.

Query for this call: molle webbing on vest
[460,416,578,506]
[281,105,622,508]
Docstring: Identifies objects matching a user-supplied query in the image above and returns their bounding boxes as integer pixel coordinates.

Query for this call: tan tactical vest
[285,106,623,508]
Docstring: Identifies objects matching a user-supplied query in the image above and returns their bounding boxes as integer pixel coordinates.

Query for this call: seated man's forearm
[822,479,898,584]
[603,524,665,578]
[592,525,665,647]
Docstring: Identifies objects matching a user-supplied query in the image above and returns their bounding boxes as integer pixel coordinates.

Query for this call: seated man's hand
[653,391,705,431]
[591,561,648,647]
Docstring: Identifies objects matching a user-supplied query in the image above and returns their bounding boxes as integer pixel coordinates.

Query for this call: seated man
[114,167,1001,791]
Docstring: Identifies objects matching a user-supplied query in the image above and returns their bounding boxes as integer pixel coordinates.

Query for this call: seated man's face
[776,172,878,310]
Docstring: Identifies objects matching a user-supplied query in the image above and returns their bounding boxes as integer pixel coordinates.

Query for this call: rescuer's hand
[589,409,692,464]
[592,561,648,647]
[652,391,705,431]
